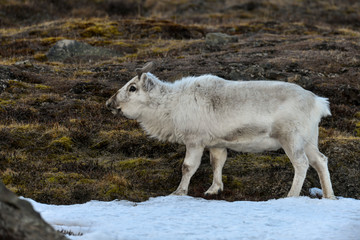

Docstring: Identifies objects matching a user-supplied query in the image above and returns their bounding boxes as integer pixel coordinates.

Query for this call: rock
[265,71,286,80]
[309,187,323,199]
[0,80,9,93]
[287,74,301,83]
[14,60,34,68]
[0,181,68,240]
[46,39,118,62]
[244,65,265,79]
[205,32,238,46]
[287,74,313,88]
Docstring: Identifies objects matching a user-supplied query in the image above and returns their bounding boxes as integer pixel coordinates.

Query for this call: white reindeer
[106,62,336,199]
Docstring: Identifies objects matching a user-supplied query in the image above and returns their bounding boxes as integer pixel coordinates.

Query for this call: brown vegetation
[0,0,359,204]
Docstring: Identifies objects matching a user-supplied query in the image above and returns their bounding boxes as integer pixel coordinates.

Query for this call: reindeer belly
[208,127,282,153]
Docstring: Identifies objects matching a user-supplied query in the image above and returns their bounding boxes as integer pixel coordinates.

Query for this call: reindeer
[106,62,336,199]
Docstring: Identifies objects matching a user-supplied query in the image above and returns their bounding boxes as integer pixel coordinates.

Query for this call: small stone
[287,74,301,83]
[46,39,118,62]
[14,60,33,68]
[0,80,9,93]
[265,71,285,80]
[205,32,238,46]
[309,187,323,199]
[244,65,264,78]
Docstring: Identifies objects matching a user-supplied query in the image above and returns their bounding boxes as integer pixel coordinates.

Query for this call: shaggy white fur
[106,64,335,199]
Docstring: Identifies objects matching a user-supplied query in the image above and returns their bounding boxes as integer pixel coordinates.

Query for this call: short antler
[135,62,155,78]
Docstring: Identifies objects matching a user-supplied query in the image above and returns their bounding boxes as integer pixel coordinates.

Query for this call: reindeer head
[105,62,157,119]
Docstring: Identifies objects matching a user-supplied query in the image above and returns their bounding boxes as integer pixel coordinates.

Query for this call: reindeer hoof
[170,189,187,196]
[204,189,222,196]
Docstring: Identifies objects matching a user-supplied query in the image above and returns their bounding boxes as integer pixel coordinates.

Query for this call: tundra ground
[0,0,359,204]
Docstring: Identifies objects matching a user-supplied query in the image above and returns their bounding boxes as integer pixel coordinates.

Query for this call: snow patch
[27,196,360,240]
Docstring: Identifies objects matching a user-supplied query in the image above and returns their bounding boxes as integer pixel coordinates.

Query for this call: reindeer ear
[140,73,155,92]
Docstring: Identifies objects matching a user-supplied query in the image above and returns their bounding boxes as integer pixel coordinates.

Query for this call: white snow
[26,195,360,240]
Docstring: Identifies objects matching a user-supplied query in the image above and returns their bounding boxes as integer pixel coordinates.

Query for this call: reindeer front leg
[171,144,204,196]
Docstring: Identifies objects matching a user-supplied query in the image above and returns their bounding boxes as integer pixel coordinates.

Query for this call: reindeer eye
[129,86,137,92]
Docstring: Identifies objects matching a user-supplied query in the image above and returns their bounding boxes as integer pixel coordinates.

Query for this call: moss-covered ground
[0,0,359,204]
